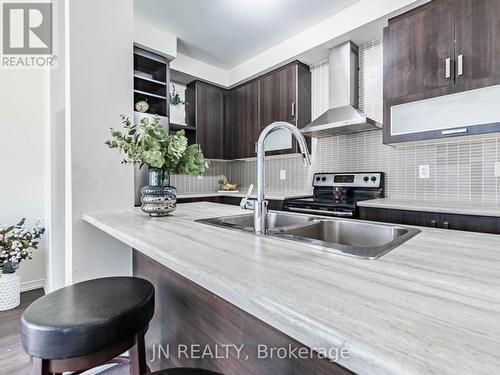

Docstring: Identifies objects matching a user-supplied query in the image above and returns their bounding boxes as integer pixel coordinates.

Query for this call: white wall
[46,0,66,292]
[65,0,134,283]
[170,52,228,87]
[0,69,48,291]
[134,19,177,60]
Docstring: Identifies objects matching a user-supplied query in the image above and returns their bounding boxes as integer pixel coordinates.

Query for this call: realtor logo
[2,2,52,55]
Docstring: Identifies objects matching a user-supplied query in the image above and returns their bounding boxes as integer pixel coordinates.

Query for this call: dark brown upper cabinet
[383,0,455,101]
[454,0,500,91]
[258,63,311,156]
[259,64,297,127]
[384,0,500,144]
[186,81,225,159]
[258,65,297,155]
[225,80,260,160]
[186,61,311,160]
[225,61,311,159]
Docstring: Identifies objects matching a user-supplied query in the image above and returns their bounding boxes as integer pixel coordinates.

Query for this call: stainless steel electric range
[283,172,384,218]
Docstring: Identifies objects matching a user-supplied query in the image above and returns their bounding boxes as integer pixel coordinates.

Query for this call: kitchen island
[83,202,500,375]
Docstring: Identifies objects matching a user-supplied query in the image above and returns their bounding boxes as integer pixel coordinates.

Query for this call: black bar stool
[21,277,155,375]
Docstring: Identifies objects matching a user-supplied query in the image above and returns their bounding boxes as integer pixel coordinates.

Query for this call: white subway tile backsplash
[170,160,227,194]
[172,38,500,204]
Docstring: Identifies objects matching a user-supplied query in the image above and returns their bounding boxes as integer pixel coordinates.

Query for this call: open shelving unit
[169,122,197,145]
[133,47,171,207]
[133,47,169,118]
[134,47,196,145]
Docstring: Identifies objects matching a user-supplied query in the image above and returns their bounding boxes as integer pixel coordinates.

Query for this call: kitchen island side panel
[133,250,352,375]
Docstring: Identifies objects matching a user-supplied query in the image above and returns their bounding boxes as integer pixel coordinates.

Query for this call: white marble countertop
[177,191,311,200]
[358,198,500,217]
[83,203,500,375]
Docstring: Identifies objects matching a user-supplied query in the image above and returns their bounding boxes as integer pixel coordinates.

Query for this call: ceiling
[134,0,360,69]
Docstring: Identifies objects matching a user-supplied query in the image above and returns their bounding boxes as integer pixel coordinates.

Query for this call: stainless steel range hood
[301,41,381,138]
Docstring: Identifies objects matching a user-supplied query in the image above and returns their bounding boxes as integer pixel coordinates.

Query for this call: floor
[0,289,44,375]
[0,289,128,375]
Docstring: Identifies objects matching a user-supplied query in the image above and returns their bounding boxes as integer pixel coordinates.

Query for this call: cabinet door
[223,91,234,159]
[440,214,500,234]
[259,64,297,127]
[384,0,457,144]
[194,82,224,159]
[359,207,440,228]
[230,81,260,159]
[259,65,297,154]
[455,0,500,92]
[383,0,455,100]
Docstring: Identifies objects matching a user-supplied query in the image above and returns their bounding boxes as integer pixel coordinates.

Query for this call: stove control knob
[315,176,320,182]
[321,177,326,182]
[371,176,377,182]
[363,176,369,182]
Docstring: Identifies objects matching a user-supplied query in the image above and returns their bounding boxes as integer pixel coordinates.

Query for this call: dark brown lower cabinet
[218,196,245,207]
[133,251,352,375]
[177,196,283,210]
[359,207,500,235]
[176,196,225,204]
[440,213,500,234]
[359,207,440,228]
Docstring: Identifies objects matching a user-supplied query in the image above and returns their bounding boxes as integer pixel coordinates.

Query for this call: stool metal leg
[129,331,147,375]
[31,357,49,375]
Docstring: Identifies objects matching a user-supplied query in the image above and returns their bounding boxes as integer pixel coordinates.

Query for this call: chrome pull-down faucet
[240,122,311,235]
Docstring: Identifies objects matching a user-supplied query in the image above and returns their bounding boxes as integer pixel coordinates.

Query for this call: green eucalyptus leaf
[105,115,209,176]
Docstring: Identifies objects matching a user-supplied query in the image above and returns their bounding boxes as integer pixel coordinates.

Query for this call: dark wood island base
[133,251,353,375]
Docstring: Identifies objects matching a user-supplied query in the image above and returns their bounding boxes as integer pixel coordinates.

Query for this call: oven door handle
[329,211,354,217]
[285,207,354,217]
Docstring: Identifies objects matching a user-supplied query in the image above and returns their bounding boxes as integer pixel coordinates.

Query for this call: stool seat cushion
[21,277,154,360]
[151,369,223,375]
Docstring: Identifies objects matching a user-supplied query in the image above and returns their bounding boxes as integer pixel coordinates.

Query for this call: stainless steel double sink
[196,211,420,259]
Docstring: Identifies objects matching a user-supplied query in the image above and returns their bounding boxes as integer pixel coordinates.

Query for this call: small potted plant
[0,218,45,311]
[170,84,187,125]
[169,84,185,107]
[106,115,209,216]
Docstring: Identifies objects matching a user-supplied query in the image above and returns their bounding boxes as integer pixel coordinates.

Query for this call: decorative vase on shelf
[141,169,177,217]
[0,262,21,311]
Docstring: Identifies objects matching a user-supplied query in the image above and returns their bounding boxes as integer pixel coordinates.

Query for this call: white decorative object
[0,273,21,311]
[170,105,186,126]
[169,82,186,125]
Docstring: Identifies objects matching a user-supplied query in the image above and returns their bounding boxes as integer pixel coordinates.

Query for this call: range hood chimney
[301,41,381,138]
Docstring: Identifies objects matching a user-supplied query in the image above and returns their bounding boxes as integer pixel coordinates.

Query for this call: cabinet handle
[442,221,450,229]
[430,220,437,228]
[442,128,468,135]
[457,54,464,76]
[291,102,295,117]
[445,58,451,79]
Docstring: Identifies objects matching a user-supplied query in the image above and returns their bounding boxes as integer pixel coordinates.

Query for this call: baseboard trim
[21,279,46,293]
